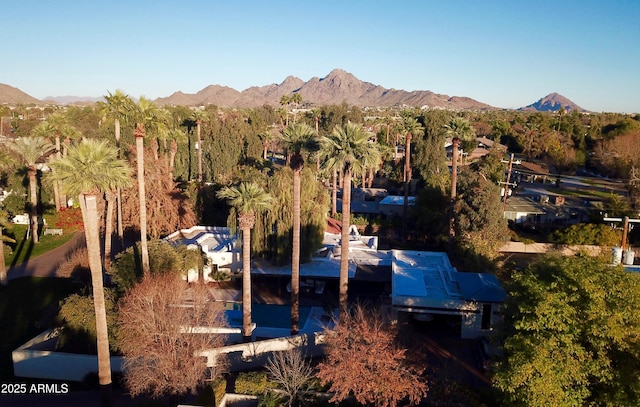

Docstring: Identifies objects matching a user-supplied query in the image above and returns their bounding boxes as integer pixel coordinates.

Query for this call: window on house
[481,304,492,330]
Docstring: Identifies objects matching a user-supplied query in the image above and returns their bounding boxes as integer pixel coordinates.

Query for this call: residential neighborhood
[2,3,640,406]
[2,96,639,406]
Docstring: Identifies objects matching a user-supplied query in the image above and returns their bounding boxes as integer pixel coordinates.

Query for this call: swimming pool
[224,303,312,329]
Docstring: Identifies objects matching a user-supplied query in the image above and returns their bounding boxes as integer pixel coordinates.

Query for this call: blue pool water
[224,303,313,329]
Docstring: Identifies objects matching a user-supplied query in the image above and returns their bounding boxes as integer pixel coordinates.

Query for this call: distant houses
[445,136,507,163]
[336,188,415,219]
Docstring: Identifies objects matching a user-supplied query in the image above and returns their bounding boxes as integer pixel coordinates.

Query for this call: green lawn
[546,186,618,199]
[3,224,76,269]
[0,277,84,379]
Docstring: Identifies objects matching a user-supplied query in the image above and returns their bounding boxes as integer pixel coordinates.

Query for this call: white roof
[164,225,237,253]
[392,250,460,302]
[392,250,506,309]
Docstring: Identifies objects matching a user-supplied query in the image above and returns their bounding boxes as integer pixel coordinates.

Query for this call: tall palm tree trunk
[449,138,460,254]
[331,168,338,217]
[0,228,7,286]
[51,160,61,212]
[315,117,320,171]
[240,224,253,342]
[402,134,412,239]
[169,140,178,182]
[134,124,150,276]
[79,193,113,405]
[28,167,39,244]
[104,192,115,271]
[51,136,62,211]
[339,167,352,312]
[54,135,64,211]
[116,188,124,246]
[291,167,301,335]
[197,121,203,182]
[115,118,124,244]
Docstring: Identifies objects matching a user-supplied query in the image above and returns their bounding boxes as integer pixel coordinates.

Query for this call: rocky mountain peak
[520,92,586,112]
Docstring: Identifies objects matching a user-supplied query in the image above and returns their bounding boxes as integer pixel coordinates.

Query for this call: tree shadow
[9,228,34,270]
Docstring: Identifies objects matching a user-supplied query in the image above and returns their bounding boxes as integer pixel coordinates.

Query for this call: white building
[164,226,241,282]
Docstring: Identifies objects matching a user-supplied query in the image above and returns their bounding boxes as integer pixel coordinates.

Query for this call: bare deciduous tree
[121,145,197,238]
[265,349,314,407]
[118,273,229,399]
[317,304,428,407]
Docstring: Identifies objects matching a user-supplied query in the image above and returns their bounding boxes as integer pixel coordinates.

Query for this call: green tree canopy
[494,255,640,406]
[453,166,510,270]
[549,223,622,246]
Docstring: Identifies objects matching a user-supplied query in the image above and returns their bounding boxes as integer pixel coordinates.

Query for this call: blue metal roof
[455,272,506,303]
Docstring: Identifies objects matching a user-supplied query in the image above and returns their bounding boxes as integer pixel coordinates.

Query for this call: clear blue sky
[2,0,639,113]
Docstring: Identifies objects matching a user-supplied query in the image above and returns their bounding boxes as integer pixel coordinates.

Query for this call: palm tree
[133,123,151,276]
[258,126,276,161]
[49,139,131,405]
[131,97,167,276]
[400,117,424,238]
[321,122,374,312]
[290,92,303,123]
[0,210,16,286]
[217,182,273,342]
[32,114,67,211]
[280,123,318,335]
[167,128,187,181]
[102,90,133,148]
[102,90,133,243]
[280,95,291,126]
[309,108,322,171]
[191,110,208,182]
[153,107,172,165]
[0,153,16,286]
[7,137,54,244]
[444,117,476,251]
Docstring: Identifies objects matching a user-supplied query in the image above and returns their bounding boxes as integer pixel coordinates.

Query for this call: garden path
[7,231,86,281]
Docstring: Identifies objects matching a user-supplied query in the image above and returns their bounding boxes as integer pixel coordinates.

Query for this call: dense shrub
[110,238,204,291]
[56,289,120,353]
[549,223,622,246]
[235,371,273,396]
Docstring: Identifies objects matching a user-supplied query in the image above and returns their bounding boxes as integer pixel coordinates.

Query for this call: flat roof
[392,250,506,306]
[504,196,546,214]
[251,257,357,279]
[380,195,416,206]
[392,251,458,301]
[456,272,506,302]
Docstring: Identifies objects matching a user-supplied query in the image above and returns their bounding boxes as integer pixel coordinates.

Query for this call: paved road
[6,232,86,281]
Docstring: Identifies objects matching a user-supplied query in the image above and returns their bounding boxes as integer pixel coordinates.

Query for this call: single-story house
[504,195,590,225]
[379,195,415,217]
[391,250,505,339]
[512,161,550,183]
[164,226,241,282]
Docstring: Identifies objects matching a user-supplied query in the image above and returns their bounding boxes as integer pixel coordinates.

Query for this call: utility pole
[499,154,520,212]
[604,216,640,250]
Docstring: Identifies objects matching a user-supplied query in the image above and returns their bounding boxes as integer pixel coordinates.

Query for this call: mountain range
[0,68,586,112]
